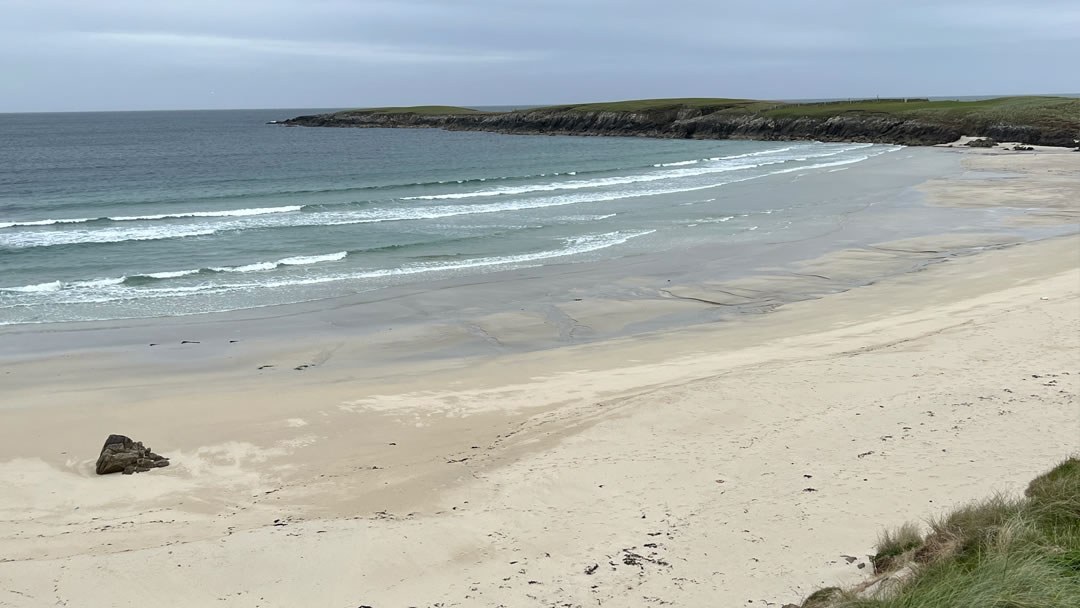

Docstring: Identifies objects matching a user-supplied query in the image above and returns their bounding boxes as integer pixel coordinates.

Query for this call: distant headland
[280,96,1080,147]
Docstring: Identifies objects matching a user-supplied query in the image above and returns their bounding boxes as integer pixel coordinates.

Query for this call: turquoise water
[0,109,900,325]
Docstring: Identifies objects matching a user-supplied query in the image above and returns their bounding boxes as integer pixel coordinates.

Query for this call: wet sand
[0,147,1077,607]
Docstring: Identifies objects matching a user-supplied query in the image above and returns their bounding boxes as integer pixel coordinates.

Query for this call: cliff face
[282,106,1075,147]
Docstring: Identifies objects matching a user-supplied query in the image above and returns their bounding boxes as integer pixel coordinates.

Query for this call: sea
[0,109,908,326]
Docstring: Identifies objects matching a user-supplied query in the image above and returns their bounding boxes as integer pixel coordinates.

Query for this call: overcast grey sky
[2,0,1077,112]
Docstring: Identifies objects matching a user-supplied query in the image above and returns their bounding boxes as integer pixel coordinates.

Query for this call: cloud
[0,0,1076,111]
[82,31,537,64]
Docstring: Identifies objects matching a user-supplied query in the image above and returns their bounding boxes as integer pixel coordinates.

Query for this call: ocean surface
[0,109,903,325]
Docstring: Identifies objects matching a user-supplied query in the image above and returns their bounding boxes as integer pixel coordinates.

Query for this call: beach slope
[0,151,1077,607]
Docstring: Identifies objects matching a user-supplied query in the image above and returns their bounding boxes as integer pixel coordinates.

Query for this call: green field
[536,97,763,113]
[322,95,1079,146]
[537,96,1079,131]
[348,96,1079,124]
[347,105,486,115]
[758,96,1080,132]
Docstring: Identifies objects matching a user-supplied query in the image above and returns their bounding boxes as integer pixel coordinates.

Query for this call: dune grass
[802,457,1080,608]
[872,523,924,573]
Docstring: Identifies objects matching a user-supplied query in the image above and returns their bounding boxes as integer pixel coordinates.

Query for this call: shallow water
[0,109,977,325]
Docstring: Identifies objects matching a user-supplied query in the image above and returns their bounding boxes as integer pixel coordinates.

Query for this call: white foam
[654,160,700,167]
[0,217,95,229]
[401,144,863,202]
[771,156,869,175]
[1,280,62,293]
[1,277,124,293]
[278,251,348,265]
[2,144,889,250]
[1,251,349,296]
[325,230,655,282]
[211,251,349,273]
[713,146,797,159]
[554,213,617,222]
[146,269,201,279]
[72,277,126,288]
[659,146,798,168]
[1,232,651,306]
[215,261,278,273]
[310,150,883,229]
[0,225,219,249]
[402,161,770,201]
[0,205,304,231]
[108,205,304,221]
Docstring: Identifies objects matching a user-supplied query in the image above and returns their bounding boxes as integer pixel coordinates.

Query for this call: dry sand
[0,148,1077,608]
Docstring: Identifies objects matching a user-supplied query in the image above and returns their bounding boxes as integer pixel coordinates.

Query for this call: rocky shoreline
[280,101,1080,147]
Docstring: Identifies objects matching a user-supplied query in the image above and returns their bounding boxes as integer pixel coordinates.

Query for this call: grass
[350,96,1078,123]
[533,97,762,113]
[759,96,1080,134]
[873,523,924,573]
[798,458,1080,608]
[536,96,1080,134]
[343,96,1080,140]
[347,105,485,115]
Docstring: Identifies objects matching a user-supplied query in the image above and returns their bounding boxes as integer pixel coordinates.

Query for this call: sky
[2,0,1078,112]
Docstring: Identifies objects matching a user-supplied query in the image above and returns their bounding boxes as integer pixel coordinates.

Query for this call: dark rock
[964,137,997,148]
[95,434,170,475]
[1012,144,1034,151]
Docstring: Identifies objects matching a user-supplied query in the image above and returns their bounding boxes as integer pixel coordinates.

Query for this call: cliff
[281,97,1080,147]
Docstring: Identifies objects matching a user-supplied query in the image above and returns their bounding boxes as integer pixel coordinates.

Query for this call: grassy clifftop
[347,96,1078,123]
[285,96,1080,147]
[346,105,486,115]
[762,96,1079,136]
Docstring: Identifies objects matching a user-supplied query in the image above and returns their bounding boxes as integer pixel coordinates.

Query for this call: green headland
[285,96,1080,147]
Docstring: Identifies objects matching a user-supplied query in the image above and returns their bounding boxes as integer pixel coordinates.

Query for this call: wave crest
[0,205,305,230]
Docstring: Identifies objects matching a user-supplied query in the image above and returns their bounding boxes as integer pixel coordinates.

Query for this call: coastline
[0,148,1077,607]
[280,97,1080,147]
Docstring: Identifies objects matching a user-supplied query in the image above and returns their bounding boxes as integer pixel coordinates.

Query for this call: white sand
[0,149,1077,608]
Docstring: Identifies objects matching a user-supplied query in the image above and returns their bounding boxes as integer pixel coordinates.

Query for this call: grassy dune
[796,458,1080,608]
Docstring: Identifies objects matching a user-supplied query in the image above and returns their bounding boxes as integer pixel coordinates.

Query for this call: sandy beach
[1,147,1077,607]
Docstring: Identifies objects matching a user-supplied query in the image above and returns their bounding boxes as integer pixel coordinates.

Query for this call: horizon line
[3,92,1079,115]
